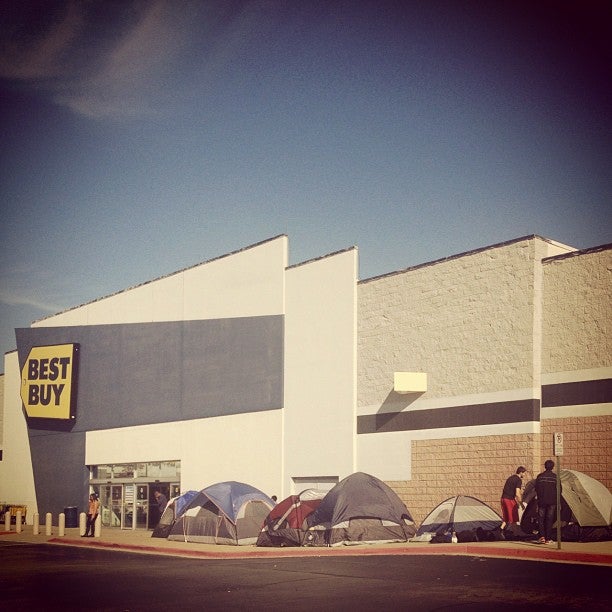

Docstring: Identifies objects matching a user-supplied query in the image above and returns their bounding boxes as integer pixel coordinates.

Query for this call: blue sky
[1,1,610,368]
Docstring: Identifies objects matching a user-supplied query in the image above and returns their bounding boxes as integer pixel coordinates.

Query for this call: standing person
[82,493,100,537]
[535,459,560,544]
[153,489,168,522]
[500,466,527,530]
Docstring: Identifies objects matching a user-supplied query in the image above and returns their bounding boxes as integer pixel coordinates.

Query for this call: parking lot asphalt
[2,524,611,566]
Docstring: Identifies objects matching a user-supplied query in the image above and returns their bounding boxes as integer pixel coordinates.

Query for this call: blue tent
[168,481,274,545]
[151,489,198,538]
[174,490,199,517]
[201,481,274,523]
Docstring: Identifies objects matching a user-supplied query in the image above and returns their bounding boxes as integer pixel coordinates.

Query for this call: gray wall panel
[16,315,283,433]
[16,316,283,518]
[28,431,89,521]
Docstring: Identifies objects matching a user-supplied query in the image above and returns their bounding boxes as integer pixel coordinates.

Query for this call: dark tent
[304,472,416,546]
[521,469,612,542]
[151,490,198,538]
[257,489,326,547]
[413,495,503,543]
[168,481,274,545]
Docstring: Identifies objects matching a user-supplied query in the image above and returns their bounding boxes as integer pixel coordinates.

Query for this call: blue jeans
[537,504,556,540]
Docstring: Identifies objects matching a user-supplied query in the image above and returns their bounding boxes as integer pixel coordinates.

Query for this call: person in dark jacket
[535,459,560,544]
[154,490,168,512]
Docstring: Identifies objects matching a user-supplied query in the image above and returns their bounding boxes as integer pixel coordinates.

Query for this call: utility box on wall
[393,372,427,394]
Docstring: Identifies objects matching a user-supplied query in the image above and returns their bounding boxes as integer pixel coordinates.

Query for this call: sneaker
[537,537,546,544]
[546,540,554,544]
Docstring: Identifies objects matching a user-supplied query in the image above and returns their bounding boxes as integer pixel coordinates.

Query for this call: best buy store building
[1,234,610,528]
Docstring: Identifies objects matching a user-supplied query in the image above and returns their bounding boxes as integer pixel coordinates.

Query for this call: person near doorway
[82,493,100,537]
[535,459,560,544]
[154,490,168,516]
[500,466,527,530]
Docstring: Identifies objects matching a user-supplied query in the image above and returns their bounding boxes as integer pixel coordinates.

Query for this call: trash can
[64,506,78,528]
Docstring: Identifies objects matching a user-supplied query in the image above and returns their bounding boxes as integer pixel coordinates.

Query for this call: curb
[44,538,612,566]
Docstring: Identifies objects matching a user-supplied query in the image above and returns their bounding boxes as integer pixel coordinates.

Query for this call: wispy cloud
[0,1,84,81]
[0,263,67,314]
[1,1,203,119]
[54,1,199,119]
[0,0,279,120]
[0,289,64,314]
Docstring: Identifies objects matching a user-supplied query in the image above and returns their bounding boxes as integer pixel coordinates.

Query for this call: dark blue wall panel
[15,315,284,519]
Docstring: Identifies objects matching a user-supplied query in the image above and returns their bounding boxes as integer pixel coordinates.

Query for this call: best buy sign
[21,343,79,420]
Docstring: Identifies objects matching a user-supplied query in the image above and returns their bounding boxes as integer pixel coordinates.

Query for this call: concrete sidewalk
[2,525,611,566]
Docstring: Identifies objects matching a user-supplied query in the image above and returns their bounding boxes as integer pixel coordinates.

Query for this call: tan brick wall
[358,238,541,407]
[387,417,611,526]
[387,433,540,525]
[543,247,612,373]
[540,416,612,489]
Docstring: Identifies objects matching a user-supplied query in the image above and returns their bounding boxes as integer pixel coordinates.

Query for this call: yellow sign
[20,343,79,420]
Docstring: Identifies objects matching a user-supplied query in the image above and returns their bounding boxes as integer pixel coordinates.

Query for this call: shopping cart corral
[0,503,27,525]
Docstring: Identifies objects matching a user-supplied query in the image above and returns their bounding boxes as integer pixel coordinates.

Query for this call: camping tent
[561,470,611,527]
[413,495,503,542]
[167,481,274,545]
[521,469,612,541]
[257,489,326,547]
[304,472,416,546]
[151,490,198,538]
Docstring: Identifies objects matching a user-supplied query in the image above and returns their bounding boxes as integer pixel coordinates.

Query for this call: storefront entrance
[97,483,179,529]
[90,461,180,530]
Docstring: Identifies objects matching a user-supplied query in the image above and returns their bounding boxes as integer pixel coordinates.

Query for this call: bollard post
[79,512,87,536]
[94,513,102,538]
[58,513,65,537]
[4,510,10,532]
[33,513,40,535]
[16,510,22,533]
[45,512,53,536]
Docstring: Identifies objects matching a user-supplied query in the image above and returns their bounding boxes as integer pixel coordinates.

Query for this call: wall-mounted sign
[553,432,564,456]
[20,343,79,420]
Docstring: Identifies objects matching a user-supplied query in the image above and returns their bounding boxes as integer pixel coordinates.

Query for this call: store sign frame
[20,343,80,420]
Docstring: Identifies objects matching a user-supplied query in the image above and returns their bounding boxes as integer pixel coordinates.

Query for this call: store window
[89,460,181,530]
[91,461,181,482]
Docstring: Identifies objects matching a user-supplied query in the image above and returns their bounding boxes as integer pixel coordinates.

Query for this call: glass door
[123,484,135,529]
[109,485,123,527]
[135,484,149,529]
[101,485,123,528]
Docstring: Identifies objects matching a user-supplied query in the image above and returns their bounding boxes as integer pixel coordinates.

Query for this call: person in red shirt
[500,466,527,529]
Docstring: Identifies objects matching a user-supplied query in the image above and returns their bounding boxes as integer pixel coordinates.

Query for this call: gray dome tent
[304,472,416,546]
[413,495,502,543]
[521,469,612,541]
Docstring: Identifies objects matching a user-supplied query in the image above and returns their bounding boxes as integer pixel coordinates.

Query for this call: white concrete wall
[33,236,288,327]
[355,237,575,481]
[14,237,289,507]
[282,249,358,496]
[0,352,37,520]
[0,372,4,449]
[357,238,568,409]
[86,409,282,497]
[542,246,612,375]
